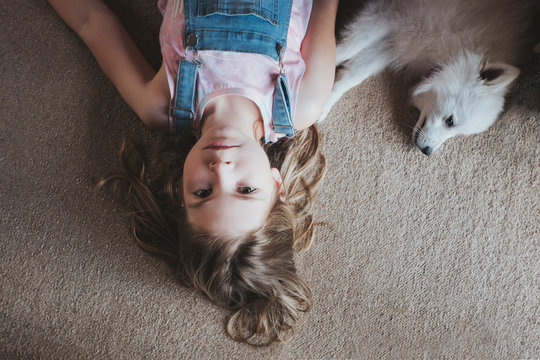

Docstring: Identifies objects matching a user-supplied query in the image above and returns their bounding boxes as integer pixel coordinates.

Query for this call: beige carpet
[2,0,539,358]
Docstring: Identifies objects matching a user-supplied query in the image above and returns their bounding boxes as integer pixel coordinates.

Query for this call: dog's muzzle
[413,121,433,156]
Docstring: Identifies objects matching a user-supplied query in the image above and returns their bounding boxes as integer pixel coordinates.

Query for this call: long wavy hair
[98,125,326,345]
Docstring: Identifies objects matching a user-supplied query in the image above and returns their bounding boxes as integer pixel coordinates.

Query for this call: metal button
[187,33,199,47]
[276,43,285,58]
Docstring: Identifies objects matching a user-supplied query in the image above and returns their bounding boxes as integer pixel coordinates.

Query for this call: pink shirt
[158,0,312,143]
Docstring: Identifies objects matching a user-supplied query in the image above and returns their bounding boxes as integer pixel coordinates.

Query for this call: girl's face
[182,125,284,235]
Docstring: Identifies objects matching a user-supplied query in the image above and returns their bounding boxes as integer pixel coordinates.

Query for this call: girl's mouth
[204,141,239,150]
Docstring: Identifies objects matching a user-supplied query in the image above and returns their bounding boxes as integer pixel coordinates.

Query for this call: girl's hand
[48,0,170,130]
[295,0,339,130]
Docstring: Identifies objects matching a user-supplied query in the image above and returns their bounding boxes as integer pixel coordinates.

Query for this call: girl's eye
[238,186,256,194]
[445,115,454,127]
[194,189,211,198]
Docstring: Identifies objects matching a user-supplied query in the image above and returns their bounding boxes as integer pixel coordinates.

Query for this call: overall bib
[171,0,296,137]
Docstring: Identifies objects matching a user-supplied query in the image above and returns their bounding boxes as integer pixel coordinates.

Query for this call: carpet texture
[1,0,539,358]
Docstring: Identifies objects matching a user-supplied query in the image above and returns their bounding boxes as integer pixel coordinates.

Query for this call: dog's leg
[336,6,390,65]
[319,41,392,122]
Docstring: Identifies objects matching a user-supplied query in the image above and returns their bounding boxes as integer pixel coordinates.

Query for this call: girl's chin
[201,125,253,143]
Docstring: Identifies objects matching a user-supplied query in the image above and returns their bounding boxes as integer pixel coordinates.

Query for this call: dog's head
[411,52,519,155]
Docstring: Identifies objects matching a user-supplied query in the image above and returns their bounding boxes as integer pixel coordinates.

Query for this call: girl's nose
[209,160,232,171]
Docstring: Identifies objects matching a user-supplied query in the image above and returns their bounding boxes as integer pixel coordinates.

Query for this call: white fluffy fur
[320,0,536,155]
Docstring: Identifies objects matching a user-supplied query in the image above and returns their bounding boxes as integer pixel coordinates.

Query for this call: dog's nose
[420,146,433,156]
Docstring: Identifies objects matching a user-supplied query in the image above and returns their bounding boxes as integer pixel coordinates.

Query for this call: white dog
[320,0,536,155]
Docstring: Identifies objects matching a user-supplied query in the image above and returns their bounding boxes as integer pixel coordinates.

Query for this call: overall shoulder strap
[171,60,199,134]
[272,73,295,137]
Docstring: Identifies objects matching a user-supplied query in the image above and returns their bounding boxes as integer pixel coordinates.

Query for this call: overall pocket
[197,0,278,25]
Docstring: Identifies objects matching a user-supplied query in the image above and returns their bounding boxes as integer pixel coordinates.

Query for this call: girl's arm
[294,0,339,130]
[48,0,170,130]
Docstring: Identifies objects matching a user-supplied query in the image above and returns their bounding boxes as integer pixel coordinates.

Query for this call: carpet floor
[1,1,539,358]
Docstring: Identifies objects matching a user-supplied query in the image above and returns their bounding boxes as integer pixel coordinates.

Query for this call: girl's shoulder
[139,63,171,131]
[157,0,170,15]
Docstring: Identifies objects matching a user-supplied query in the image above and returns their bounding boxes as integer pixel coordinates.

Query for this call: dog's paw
[534,41,540,53]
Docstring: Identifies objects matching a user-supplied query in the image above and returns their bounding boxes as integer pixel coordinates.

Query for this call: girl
[48,0,338,345]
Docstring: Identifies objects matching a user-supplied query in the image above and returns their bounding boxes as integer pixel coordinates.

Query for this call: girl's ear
[270,168,286,202]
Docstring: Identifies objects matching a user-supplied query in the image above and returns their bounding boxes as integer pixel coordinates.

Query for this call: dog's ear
[479,63,520,91]
[412,81,433,98]
[411,80,434,109]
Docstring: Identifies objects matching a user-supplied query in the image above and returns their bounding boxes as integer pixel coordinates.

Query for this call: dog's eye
[445,115,454,127]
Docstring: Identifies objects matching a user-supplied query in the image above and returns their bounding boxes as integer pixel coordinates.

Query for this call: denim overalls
[171,0,296,137]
